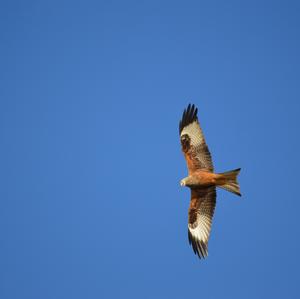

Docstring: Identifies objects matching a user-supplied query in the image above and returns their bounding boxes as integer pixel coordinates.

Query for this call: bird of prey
[179,104,241,259]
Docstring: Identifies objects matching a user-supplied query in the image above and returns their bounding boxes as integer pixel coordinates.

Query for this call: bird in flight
[179,104,241,259]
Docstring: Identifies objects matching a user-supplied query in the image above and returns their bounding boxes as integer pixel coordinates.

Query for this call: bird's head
[180,178,187,187]
[180,176,198,187]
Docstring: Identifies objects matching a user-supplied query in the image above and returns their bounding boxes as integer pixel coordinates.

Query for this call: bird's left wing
[188,187,216,259]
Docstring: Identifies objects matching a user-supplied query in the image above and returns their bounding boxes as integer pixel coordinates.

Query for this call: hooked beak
[180,180,186,187]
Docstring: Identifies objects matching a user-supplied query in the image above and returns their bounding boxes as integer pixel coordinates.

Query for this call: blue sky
[1,0,300,298]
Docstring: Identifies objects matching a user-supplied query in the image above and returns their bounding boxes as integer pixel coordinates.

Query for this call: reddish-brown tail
[217,168,241,196]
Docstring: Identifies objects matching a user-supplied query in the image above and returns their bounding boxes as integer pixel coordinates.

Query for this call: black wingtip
[179,103,198,135]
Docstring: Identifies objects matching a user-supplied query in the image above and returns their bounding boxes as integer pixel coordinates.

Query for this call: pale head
[180,176,199,187]
[180,178,187,187]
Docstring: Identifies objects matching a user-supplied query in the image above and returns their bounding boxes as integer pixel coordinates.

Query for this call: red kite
[179,104,241,259]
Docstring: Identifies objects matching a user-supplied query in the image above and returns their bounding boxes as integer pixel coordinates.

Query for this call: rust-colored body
[183,169,227,188]
[190,170,217,187]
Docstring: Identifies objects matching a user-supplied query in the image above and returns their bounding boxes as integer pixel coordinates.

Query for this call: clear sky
[1,0,300,298]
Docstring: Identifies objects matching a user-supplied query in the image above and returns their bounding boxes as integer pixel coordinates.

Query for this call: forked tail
[217,168,241,196]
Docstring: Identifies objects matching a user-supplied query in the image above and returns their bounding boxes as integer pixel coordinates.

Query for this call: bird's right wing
[188,187,216,259]
[179,104,214,173]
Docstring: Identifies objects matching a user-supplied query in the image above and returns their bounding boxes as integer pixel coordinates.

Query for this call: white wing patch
[188,214,212,244]
[180,121,204,147]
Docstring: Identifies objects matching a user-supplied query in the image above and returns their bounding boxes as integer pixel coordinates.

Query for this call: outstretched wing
[179,104,213,173]
[188,187,216,259]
